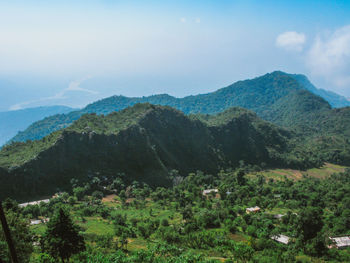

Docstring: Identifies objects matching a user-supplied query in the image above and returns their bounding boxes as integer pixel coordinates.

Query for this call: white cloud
[9,76,96,110]
[276,31,306,52]
[195,18,201,24]
[180,17,186,23]
[306,25,350,88]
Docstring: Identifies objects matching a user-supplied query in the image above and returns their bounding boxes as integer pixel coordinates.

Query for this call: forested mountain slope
[0,104,311,200]
[9,71,344,143]
[0,105,74,146]
[290,73,350,108]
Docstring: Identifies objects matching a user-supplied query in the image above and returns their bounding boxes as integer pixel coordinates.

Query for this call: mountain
[289,73,350,108]
[10,71,331,143]
[0,106,74,146]
[0,104,311,200]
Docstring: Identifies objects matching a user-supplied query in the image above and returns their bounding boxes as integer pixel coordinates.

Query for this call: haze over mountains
[8,71,350,144]
[0,105,74,146]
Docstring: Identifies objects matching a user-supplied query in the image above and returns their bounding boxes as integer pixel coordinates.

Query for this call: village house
[246,206,260,214]
[329,236,350,249]
[202,189,219,198]
[30,218,49,225]
[19,199,50,208]
[271,234,290,245]
[274,214,284,220]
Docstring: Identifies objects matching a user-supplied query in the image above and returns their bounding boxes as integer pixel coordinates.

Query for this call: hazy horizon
[1,0,350,111]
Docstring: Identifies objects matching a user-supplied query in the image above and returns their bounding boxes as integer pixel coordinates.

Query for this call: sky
[1,0,350,111]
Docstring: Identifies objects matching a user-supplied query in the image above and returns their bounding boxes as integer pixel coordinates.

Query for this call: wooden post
[0,201,19,263]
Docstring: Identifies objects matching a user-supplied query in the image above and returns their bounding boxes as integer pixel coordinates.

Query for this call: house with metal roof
[329,236,350,249]
[271,234,290,245]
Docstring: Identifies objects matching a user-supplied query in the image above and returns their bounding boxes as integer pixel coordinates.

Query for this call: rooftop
[19,199,50,208]
[330,236,350,248]
[202,189,219,195]
[246,206,261,213]
[271,234,290,244]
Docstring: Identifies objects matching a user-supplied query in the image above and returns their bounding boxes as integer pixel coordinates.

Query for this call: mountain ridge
[0,105,75,146]
[0,104,307,200]
[10,71,334,143]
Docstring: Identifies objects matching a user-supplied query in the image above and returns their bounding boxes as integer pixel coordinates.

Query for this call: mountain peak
[7,71,349,144]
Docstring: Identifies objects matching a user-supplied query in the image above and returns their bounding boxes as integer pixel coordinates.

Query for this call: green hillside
[8,71,340,144]
[0,105,74,146]
[290,73,350,108]
[0,104,315,200]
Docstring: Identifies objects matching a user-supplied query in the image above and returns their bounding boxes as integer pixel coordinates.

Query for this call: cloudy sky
[1,0,350,111]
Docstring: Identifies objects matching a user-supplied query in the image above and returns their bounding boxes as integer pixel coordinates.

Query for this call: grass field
[247,163,347,181]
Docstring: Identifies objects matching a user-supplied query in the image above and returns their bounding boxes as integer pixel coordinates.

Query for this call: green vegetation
[290,73,350,108]
[41,208,85,262]
[0,104,316,200]
[2,71,350,261]
[9,71,349,144]
[0,105,73,146]
[6,72,350,171]
[2,165,350,262]
[0,200,33,262]
[246,163,346,181]
[2,99,350,200]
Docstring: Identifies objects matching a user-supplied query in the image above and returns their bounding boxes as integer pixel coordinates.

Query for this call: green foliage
[0,204,33,263]
[0,105,73,146]
[41,207,85,262]
[9,71,345,145]
[0,103,314,200]
[3,167,350,261]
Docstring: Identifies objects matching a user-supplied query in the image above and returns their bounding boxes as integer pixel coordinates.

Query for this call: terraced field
[247,163,347,181]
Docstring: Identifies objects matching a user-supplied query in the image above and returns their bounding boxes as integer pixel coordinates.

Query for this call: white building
[329,236,350,249]
[202,189,218,196]
[274,214,284,220]
[19,199,50,208]
[30,218,49,225]
[271,234,290,245]
[246,206,260,213]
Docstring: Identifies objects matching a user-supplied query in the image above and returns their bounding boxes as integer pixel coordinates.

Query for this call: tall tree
[0,202,32,263]
[296,207,323,243]
[42,207,85,262]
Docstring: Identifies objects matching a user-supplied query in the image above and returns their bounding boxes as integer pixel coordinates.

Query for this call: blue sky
[1,0,350,111]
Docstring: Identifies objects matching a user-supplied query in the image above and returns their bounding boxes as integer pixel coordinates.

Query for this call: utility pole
[0,201,19,263]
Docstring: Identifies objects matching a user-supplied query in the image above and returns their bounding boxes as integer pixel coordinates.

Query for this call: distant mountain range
[9,71,350,144]
[289,73,350,108]
[0,106,74,146]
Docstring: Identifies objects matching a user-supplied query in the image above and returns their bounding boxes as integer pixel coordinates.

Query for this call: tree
[232,242,254,262]
[296,207,323,244]
[0,206,33,263]
[236,169,247,186]
[73,187,86,201]
[92,190,104,200]
[42,208,85,262]
[119,233,129,250]
[181,205,193,222]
